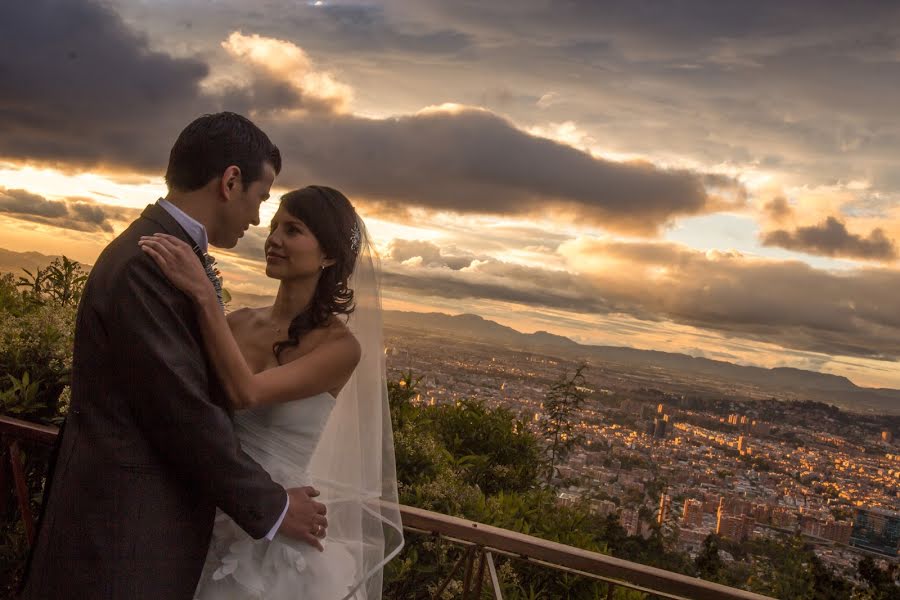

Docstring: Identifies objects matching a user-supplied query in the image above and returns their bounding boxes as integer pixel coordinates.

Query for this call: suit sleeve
[112,253,287,539]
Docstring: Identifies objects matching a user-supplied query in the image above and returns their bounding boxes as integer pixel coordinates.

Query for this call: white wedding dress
[194,392,362,599]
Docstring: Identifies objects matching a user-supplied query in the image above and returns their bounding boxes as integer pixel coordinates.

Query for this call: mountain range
[384,310,900,415]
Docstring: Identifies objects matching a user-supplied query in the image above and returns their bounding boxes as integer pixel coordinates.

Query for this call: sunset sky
[3,0,900,389]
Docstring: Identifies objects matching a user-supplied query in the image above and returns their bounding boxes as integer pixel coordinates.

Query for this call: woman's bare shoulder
[325,318,361,363]
[324,317,358,344]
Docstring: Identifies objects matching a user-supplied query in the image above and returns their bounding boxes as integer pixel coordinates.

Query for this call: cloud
[0,0,209,173]
[0,187,139,232]
[305,3,473,55]
[216,31,354,116]
[761,216,898,261]
[376,236,900,361]
[0,0,744,236]
[763,196,793,223]
[387,239,478,270]
[267,107,744,234]
[382,256,600,314]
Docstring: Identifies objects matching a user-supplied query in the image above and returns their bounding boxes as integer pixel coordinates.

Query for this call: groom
[21,113,327,599]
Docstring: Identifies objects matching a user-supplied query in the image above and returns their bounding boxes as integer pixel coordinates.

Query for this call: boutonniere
[195,247,231,310]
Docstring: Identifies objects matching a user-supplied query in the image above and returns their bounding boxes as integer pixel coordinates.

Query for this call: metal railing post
[485,552,504,600]
[9,439,35,545]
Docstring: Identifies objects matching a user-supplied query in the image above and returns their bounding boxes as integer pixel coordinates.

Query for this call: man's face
[214,161,276,248]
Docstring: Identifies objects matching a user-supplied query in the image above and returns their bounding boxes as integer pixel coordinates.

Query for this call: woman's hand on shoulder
[139,233,214,304]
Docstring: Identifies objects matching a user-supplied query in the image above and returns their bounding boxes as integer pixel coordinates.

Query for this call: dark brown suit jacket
[21,203,286,599]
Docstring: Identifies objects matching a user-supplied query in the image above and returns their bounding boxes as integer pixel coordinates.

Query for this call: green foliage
[0,259,83,598]
[0,372,43,417]
[385,371,671,599]
[854,556,900,600]
[695,534,723,580]
[427,399,542,495]
[0,267,78,425]
[16,256,87,308]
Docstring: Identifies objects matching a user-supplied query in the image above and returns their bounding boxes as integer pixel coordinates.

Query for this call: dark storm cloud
[267,109,741,234]
[1,0,743,235]
[0,188,139,232]
[0,0,343,172]
[390,1,900,194]
[762,217,898,261]
[0,0,211,172]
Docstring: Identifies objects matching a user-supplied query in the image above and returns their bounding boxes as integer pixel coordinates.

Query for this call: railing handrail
[0,414,58,444]
[400,504,774,600]
[1,413,775,600]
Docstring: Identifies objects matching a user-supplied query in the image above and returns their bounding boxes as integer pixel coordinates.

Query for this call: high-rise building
[717,513,755,541]
[850,507,900,557]
[883,430,894,443]
[820,520,853,545]
[771,507,798,529]
[751,421,772,436]
[658,494,671,525]
[751,503,773,523]
[590,499,618,518]
[737,436,746,454]
[619,508,640,537]
[653,417,668,439]
[802,518,849,541]
[682,499,704,528]
[720,496,752,517]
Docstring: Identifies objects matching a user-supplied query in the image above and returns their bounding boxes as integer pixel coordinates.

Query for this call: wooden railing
[0,414,775,600]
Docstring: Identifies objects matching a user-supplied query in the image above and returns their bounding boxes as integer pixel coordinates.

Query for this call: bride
[139,185,403,599]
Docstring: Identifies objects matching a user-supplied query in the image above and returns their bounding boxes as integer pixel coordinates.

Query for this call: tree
[540,363,589,485]
[856,556,900,600]
[695,534,723,580]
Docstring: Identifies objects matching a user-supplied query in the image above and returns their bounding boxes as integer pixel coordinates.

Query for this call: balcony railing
[0,414,775,600]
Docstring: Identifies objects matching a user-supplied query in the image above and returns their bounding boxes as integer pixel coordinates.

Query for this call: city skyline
[3,1,900,389]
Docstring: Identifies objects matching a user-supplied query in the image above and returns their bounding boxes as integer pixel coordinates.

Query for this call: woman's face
[264,204,332,280]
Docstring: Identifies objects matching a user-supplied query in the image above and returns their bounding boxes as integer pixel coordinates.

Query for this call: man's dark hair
[165,112,282,192]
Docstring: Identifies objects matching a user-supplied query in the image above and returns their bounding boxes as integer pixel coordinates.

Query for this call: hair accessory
[350,221,361,252]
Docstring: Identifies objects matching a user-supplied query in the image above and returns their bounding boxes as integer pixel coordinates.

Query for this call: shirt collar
[157,198,209,254]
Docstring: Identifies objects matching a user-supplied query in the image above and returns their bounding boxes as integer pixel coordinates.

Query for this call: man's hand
[279,486,328,551]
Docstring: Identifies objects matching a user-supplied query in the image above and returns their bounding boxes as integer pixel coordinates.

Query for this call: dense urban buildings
[385,322,900,579]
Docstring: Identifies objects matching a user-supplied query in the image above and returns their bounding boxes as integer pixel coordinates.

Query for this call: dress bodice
[232,392,336,481]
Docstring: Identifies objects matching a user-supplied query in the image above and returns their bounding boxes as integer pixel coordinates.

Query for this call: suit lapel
[140,203,233,415]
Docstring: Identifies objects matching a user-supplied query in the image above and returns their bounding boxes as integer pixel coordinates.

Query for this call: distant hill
[384,310,900,415]
[0,248,67,276]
